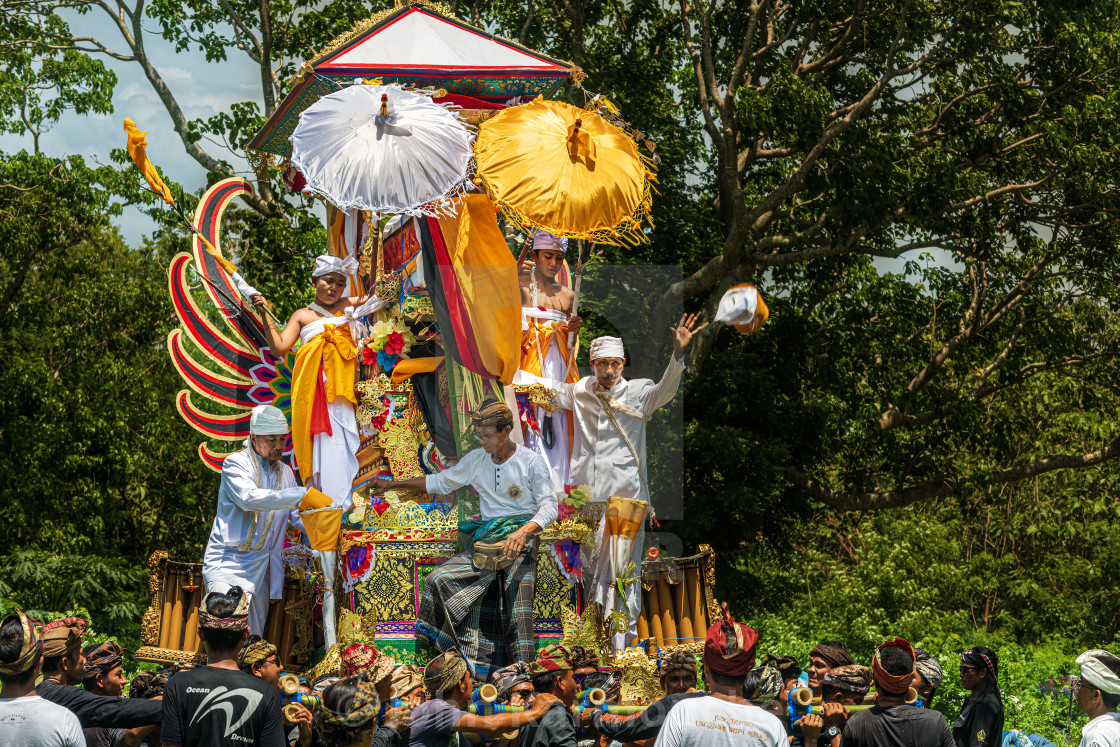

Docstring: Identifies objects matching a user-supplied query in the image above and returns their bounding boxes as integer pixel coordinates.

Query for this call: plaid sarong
[417,519,537,681]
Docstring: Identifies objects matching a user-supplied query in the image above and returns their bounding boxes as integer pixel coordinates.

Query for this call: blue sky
[0,11,263,245]
[0,8,941,276]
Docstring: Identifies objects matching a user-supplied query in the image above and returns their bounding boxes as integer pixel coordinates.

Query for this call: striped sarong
[416,516,537,681]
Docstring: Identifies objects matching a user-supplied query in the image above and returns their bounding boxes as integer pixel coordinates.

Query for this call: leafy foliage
[0,0,1118,659]
[0,152,217,620]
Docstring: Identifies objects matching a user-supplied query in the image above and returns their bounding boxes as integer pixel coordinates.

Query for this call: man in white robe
[202,404,310,636]
[553,314,700,650]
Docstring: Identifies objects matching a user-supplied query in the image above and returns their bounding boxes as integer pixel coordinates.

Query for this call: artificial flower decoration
[565,485,592,508]
[358,316,416,374]
[383,331,406,356]
[376,348,399,370]
[123,118,175,205]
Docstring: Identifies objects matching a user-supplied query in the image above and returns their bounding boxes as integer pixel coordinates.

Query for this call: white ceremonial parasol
[289,83,474,217]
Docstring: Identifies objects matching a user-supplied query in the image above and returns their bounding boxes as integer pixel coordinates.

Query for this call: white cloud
[0,7,267,244]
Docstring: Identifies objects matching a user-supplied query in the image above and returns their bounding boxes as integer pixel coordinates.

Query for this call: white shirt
[652,696,786,747]
[203,447,306,600]
[556,354,685,502]
[0,694,85,746]
[1081,713,1120,747]
[425,444,558,530]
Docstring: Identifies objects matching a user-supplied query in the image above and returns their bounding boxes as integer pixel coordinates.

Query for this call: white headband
[532,229,567,254]
[250,405,289,435]
[1078,650,1120,695]
[589,336,625,362]
[313,254,358,279]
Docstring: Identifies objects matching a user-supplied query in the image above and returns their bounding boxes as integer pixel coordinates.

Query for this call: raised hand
[670,312,703,358]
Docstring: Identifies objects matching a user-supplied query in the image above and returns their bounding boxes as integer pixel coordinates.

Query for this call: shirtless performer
[515,230,582,495]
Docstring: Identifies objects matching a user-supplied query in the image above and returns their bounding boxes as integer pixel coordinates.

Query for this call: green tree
[5,0,1120,644]
[0,10,116,153]
[0,151,217,579]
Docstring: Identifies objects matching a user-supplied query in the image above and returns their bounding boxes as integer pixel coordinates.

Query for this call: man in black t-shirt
[161,586,286,747]
[808,637,953,747]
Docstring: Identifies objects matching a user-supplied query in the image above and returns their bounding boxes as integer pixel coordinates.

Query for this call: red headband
[872,638,916,695]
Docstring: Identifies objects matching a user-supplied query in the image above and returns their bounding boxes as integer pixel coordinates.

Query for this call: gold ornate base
[134,646,207,667]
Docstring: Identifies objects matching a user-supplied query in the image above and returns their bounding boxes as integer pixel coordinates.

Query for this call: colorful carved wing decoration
[167,178,295,472]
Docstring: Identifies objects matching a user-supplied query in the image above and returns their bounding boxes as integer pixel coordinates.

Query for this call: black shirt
[161,665,286,747]
[521,702,576,747]
[952,688,1004,747]
[841,705,955,747]
[37,679,162,729]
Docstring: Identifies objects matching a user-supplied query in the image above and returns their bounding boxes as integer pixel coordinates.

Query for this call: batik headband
[570,645,599,671]
[318,675,381,732]
[198,590,250,631]
[39,617,87,658]
[822,664,873,695]
[0,610,40,675]
[424,650,469,697]
[237,639,277,669]
[914,649,944,689]
[746,664,783,704]
[84,641,124,677]
[530,644,573,676]
[658,649,698,677]
[811,643,854,668]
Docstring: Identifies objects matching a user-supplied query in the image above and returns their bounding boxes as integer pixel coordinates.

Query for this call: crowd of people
[3,592,1120,747]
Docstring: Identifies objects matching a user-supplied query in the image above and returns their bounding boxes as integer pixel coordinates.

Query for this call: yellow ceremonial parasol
[473,97,656,246]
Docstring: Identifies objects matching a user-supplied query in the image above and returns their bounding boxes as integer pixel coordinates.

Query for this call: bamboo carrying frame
[635,544,720,657]
[135,551,306,666]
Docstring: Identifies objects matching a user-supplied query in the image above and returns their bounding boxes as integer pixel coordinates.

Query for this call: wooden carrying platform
[637,545,719,657]
[135,551,307,666]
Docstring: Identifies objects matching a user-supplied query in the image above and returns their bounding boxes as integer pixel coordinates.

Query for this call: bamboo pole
[684,567,706,636]
[159,569,176,650]
[645,587,664,642]
[166,570,184,652]
[181,584,202,653]
[636,598,650,643]
[655,579,678,647]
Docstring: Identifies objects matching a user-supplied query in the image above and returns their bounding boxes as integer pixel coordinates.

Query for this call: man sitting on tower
[369,401,557,680]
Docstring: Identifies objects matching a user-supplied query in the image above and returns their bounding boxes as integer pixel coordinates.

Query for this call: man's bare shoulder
[286,307,319,326]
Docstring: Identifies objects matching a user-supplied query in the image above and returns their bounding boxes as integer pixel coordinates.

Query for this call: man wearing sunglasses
[492,661,535,708]
[238,636,312,747]
[1075,649,1120,747]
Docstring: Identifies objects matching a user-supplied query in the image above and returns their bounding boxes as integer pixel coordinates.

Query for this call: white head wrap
[589,336,625,362]
[715,284,760,324]
[313,254,359,279]
[249,405,289,435]
[1077,649,1120,695]
[532,229,567,254]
